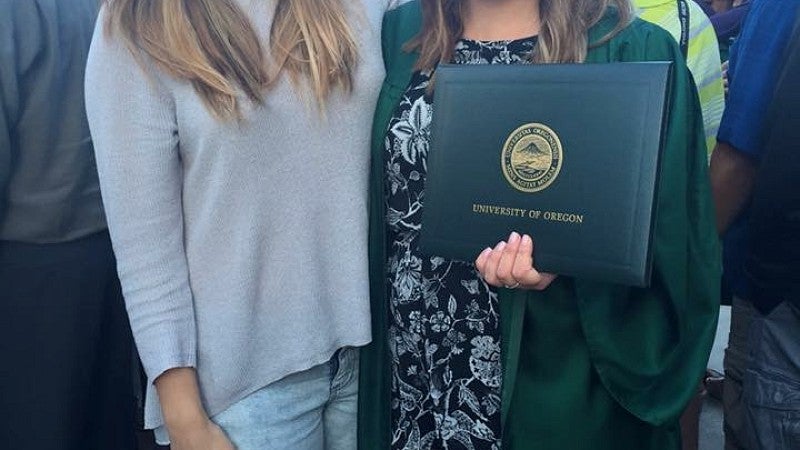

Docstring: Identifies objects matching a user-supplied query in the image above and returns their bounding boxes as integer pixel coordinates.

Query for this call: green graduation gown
[358,2,721,449]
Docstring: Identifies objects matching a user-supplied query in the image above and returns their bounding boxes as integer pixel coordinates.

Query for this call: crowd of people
[0,0,797,449]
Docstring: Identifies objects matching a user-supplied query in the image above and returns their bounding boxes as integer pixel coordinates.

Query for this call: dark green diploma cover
[421,63,672,286]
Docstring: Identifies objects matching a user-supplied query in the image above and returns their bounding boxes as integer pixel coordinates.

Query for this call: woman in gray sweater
[85,1,389,449]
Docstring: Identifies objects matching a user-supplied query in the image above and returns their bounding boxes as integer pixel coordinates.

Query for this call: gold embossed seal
[501,123,563,193]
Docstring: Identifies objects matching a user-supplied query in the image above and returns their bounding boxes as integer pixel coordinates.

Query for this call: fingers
[475,246,492,273]
[475,232,529,288]
[508,234,546,289]
[514,238,558,290]
[495,232,522,286]
[532,273,558,290]
[474,233,558,291]
[511,234,535,282]
[722,60,729,94]
[480,241,507,286]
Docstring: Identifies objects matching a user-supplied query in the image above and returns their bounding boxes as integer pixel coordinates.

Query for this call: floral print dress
[384,37,536,450]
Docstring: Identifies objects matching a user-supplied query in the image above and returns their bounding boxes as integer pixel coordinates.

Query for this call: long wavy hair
[407,0,633,72]
[103,0,359,119]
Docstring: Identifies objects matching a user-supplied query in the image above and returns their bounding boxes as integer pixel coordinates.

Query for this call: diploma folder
[420,62,672,286]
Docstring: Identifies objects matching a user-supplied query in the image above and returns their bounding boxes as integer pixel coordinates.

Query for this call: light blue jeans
[156,347,359,450]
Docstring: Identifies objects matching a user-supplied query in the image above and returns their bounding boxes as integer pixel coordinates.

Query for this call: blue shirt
[717,0,800,298]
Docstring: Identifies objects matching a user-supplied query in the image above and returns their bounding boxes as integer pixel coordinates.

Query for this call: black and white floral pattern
[385,37,536,450]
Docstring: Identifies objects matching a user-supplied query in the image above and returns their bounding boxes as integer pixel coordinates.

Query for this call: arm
[716,1,799,153]
[84,13,228,447]
[570,22,721,425]
[712,0,799,233]
[710,141,757,234]
[155,368,232,449]
[155,368,210,433]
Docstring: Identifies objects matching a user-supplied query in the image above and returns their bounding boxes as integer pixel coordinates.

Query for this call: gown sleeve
[572,21,721,426]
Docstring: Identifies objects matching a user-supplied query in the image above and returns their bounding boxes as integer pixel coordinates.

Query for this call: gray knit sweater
[85,0,387,429]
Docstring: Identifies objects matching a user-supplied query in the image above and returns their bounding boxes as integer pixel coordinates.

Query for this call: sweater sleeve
[84,11,197,382]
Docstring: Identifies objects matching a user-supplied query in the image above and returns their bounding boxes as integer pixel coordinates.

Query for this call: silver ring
[504,282,520,289]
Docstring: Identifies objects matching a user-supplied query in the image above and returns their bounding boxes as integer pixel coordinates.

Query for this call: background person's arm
[712,0,800,234]
[710,141,758,234]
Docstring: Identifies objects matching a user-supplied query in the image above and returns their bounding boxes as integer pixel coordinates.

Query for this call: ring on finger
[504,282,520,289]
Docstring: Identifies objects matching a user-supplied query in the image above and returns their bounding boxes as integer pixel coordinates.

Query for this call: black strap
[677,0,690,58]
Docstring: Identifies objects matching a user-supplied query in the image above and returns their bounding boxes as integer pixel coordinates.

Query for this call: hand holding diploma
[475,232,558,291]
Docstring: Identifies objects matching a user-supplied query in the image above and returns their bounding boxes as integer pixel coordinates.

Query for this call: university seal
[501,123,563,193]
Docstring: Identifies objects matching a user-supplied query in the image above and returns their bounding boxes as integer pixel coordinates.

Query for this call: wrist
[163,402,207,433]
[155,368,207,433]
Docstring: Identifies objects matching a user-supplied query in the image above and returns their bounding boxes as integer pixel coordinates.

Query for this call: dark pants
[0,231,137,450]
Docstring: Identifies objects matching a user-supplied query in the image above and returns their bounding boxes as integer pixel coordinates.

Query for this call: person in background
[711,1,752,61]
[702,0,738,13]
[635,0,725,156]
[359,1,720,449]
[693,2,753,80]
[0,1,137,449]
[694,0,719,16]
[693,1,752,62]
[85,0,390,449]
[741,12,800,449]
[709,0,800,449]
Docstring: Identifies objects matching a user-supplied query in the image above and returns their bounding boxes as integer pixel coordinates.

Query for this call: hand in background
[722,60,729,95]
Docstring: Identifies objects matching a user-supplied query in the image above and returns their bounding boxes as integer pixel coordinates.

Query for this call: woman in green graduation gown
[359,0,721,448]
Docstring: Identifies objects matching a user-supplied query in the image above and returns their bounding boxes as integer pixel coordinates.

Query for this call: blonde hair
[407,0,633,72]
[104,0,359,119]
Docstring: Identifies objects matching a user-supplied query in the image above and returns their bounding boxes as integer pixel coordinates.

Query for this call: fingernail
[479,247,492,257]
[509,232,520,243]
[496,241,506,251]
[522,234,532,245]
